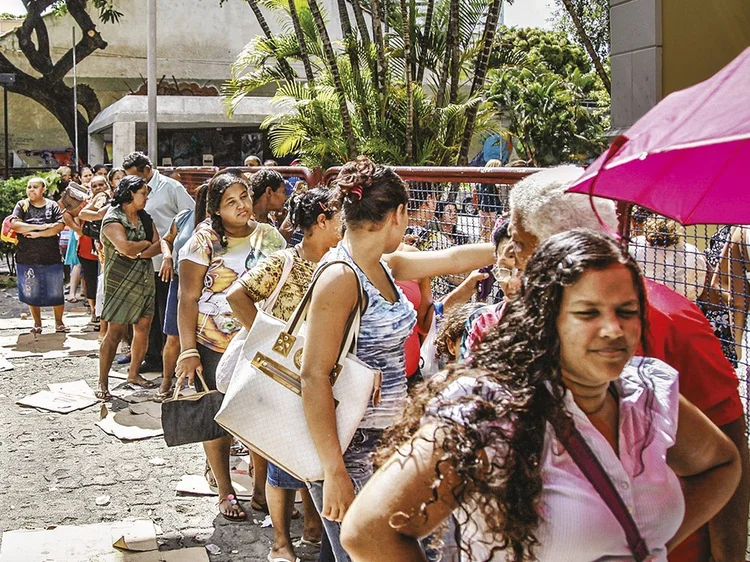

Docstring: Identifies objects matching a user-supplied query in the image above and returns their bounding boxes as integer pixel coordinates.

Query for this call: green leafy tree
[552,0,610,91]
[223,0,508,167]
[486,27,609,166]
[0,1,122,164]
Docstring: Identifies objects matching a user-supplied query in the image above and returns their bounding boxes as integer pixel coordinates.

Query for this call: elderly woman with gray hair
[466,166,749,562]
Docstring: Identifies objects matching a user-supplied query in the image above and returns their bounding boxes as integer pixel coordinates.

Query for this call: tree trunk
[349,0,371,48]
[458,0,503,165]
[371,0,388,98]
[246,0,297,82]
[288,0,315,85]
[416,0,435,84]
[337,0,372,135]
[399,0,414,163]
[308,0,358,159]
[448,0,460,105]
[560,0,611,93]
[436,0,457,107]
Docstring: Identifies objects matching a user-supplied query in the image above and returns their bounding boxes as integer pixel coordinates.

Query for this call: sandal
[250,498,300,519]
[30,326,42,334]
[218,494,246,521]
[268,553,300,562]
[67,297,79,303]
[205,462,218,492]
[153,388,173,403]
[293,537,322,548]
[95,389,112,401]
[55,325,70,333]
[230,439,249,456]
[124,378,158,389]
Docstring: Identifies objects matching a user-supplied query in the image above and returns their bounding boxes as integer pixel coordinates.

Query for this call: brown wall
[662,0,750,96]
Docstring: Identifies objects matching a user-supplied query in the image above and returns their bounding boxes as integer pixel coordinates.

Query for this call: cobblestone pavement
[0,288,318,561]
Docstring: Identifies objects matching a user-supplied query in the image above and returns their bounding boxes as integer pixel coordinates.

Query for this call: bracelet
[178,349,200,362]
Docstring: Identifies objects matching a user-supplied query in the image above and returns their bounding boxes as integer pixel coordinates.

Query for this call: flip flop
[30,326,42,334]
[67,297,79,303]
[153,389,173,403]
[218,494,247,521]
[267,553,300,562]
[55,325,70,333]
[125,379,158,389]
[293,537,322,548]
[95,389,112,401]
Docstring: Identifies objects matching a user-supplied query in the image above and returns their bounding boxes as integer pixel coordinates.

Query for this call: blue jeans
[307,428,383,562]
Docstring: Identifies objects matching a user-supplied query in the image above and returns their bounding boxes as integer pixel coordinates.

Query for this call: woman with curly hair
[176,170,286,521]
[340,228,740,562]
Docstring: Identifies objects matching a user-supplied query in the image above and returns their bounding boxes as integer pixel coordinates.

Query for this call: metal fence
[625,208,750,486]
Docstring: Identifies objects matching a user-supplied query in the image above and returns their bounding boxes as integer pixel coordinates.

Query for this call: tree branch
[49,0,108,83]
[15,0,57,75]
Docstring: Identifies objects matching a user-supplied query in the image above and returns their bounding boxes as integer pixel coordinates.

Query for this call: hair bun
[335,156,376,202]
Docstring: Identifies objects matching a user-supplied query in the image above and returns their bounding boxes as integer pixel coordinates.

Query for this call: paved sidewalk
[0,289,318,561]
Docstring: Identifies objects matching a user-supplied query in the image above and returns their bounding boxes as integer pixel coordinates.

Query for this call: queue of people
[5,156,748,562]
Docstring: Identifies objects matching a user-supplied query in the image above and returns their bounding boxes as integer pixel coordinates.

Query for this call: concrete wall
[0,0,347,167]
[610,0,750,131]
[662,0,750,96]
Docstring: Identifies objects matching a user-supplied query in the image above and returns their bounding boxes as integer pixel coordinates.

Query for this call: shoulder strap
[542,389,650,562]
[262,250,295,313]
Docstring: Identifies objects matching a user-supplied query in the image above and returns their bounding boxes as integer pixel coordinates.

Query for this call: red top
[396,280,424,378]
[642,279,742,562]
[77,232,97,261]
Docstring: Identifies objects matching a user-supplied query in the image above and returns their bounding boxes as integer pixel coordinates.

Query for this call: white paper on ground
[0,519,179,562]
[96,411,163,441]
[175,457,254,500]
[110,519,158,552]
[16,380,98,413]
[0,355,13,371]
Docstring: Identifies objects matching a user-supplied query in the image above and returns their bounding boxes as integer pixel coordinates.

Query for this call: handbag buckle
[273,332,296,357]
[372,370,383,406]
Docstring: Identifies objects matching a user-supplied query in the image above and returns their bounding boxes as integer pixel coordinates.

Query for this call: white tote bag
[214,260,381,482]
[215,250,295,393]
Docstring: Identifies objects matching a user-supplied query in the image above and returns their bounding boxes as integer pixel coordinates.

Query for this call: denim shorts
[267,462,305,489]
[163,275,179,336]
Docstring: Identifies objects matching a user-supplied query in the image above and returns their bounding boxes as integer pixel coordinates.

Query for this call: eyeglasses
[492,265,513,283]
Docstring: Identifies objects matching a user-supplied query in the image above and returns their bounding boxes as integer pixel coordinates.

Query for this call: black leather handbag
[161,372,227,447]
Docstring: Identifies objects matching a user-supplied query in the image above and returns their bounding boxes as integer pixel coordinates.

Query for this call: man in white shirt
[123,151,195,374]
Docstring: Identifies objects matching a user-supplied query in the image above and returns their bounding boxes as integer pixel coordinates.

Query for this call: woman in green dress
[96,175,162,400]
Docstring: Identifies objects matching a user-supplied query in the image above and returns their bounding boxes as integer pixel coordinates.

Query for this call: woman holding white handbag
[300,157,497,561]
[226,187,341,562]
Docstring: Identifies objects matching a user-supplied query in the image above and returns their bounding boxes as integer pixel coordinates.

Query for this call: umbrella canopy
[568,46,750,225]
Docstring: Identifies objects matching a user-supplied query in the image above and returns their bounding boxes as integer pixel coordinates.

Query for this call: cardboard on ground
[96,411,163,441]
[0,519,211,562]
[17,380,98,414]
[176,457,254,500]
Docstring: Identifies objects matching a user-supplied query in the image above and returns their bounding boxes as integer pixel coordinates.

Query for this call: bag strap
[262,249,295,313]
[285,259,365,365]
[542,388,650,562]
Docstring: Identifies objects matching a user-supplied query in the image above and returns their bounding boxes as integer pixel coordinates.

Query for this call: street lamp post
[147,0,157,161]
[0,73,16,179]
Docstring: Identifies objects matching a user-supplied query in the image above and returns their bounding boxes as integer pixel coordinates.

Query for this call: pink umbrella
[568,46,750,225]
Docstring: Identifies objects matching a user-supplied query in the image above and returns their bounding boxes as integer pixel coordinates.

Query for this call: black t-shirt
[12,199,64,265]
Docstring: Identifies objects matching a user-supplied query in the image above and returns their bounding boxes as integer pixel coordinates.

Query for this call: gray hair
[509,166,618,242]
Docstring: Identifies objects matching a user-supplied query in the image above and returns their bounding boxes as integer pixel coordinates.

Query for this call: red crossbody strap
[543,389,651,562]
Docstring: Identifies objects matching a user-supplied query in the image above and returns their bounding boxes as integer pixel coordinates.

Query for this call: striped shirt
[321,244,416,430]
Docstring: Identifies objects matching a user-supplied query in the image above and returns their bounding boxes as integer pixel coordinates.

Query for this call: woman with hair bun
[176,171,286,521]
[340,229,741,562]
[300,156,498,561]
[227,186,340,562]
[96,175,161,399]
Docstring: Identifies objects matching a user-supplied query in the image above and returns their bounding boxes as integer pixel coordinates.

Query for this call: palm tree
[371,0,389,98]
[416,0,435,84]
[559,0,611,92]
[288,0,316,85]
[245,0,296,82]
[435,0,457,107]
[458,0,503,164]
[399,0,415,162]
[307,0,357,158]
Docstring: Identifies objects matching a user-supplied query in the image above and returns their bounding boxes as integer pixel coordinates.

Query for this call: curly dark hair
[333,156,409,227]
[111,175,147,206]
[435,302,484,359]
[375,229,652,562]
[197,172,250,248]
[288,187,339,232]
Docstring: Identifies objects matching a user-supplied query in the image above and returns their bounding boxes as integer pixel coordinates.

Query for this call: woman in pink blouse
[340,228,741,562]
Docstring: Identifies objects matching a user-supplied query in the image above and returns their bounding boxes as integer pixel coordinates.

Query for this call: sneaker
[115,354,131,364]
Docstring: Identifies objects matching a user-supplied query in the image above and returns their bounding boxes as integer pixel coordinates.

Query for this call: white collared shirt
[144,169,195,272]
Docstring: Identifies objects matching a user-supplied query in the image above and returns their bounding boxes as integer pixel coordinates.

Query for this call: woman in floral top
[176,171,286,521]
[227,187,341,562]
